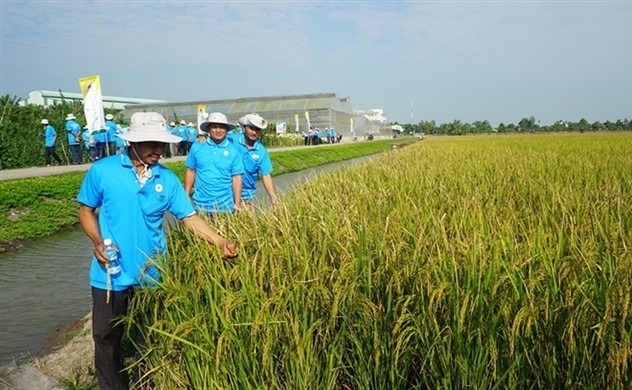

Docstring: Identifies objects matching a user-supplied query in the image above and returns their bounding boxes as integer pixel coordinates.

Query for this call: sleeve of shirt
[166,173,196,219]
[185,145,197,169]
[77,166,103,208]
[259,150,273,175]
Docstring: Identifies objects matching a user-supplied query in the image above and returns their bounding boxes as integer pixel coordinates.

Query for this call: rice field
[126,133,631,389]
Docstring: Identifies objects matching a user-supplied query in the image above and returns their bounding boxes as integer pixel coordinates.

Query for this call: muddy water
[0,155,375,364]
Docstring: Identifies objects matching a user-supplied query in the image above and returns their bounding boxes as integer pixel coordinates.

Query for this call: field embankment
[0,139,407,252]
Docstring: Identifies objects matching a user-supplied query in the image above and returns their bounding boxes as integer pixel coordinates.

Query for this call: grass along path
[0,139,410,252]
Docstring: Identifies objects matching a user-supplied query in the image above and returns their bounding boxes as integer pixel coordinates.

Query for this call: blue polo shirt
[176,125,188,141]
[105,120,117,143]
[237,139,273,200]
[186,138,244,213]
[93,129,106,143]
[66,120,81,145]
[77,150,196,291]
[186,126,197,142]
[44,125,56,147]
[226,128,244,144]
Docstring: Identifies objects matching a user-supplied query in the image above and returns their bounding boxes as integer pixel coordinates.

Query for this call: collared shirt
[77,149,195,291]
[81,129,95,148]
[176,125,188,141]
[186,138,244,213]
[105,120,117,143]
[186,126,197,142]
[236,138,273,200]
[66,120,82,145]
[44,125,56,147]
[93,129,106,143]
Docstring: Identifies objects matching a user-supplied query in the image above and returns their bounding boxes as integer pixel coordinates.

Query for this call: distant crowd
[39,115,211,166]
[301,127,342,146]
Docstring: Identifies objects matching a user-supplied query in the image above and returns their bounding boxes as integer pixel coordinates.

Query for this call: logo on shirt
[252,154,260,161]
[223,151,229,157]
[155,184,163,193]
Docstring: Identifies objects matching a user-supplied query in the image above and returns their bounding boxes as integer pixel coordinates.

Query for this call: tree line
[0,94,122,169]
[395,116,632,135]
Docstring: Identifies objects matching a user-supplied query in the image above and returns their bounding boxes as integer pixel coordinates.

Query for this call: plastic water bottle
[103,238,121,275]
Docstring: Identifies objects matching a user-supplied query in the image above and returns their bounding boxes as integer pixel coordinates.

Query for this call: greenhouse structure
[121,92,388,137]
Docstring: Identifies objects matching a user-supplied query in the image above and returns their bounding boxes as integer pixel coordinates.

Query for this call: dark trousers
[92,287,134,390]
[94,142,107,159]
[44,146,62,165]
[178,140,187,156]
[69,144,82,164]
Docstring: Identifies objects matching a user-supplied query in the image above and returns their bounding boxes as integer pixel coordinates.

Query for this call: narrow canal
[0,155,376,365]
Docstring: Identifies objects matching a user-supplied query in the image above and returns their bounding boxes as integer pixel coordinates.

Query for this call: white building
[21,89,165,110]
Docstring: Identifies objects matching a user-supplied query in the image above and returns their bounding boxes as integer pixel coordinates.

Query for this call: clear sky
[1,1,630,126]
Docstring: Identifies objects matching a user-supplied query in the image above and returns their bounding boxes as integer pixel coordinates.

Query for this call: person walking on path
[233,113,278,209]
[78,112,238,390]
[42,119,62,166]
[186,122,197,153]
[81,125,96,161]
[65,114,83,164]
[93,125,107,160]
[104,114,118,156]
[176,120,188,156]
[185,112,244,215]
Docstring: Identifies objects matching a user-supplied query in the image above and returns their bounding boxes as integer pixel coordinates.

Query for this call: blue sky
[1,0,630,126]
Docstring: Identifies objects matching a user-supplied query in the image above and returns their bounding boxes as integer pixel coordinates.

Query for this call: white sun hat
[41,119,49,125]
[118,112,181,143]
[237,115,248,127]
[105,114,114,120]
[244,113,268,130]
[200,112,235,132]
[65,114,76,121]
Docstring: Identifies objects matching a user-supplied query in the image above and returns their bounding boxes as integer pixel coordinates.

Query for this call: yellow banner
[78,75,105,133]
[294,114,300,133]
[304,111,311,130]
[197,105,207,133]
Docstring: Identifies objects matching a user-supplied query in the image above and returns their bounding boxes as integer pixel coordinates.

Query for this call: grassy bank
[126,133,631,388]
[0,139,409,251]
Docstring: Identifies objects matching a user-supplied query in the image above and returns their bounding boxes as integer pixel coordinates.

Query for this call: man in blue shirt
[186,122,197,153]
[176,120,188,156]
[78,112,238,390]
[42,118,62,166]
[81,125,96,160]
[93,124,107,160]
[104,113,118,156]
[234,113,278,209]
[65,114,83,164]
[185,112,244,214]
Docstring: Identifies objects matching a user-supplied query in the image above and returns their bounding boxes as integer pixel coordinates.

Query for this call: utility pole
[410,100,414,124]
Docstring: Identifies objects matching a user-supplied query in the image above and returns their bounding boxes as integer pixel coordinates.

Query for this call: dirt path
[0,314,94,388]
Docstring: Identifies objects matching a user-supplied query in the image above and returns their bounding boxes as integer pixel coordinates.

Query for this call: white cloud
[1,0,631,124]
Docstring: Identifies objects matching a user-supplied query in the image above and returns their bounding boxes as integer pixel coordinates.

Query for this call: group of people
[41,113,125,166]
[77,111,276,389]
[301,127,341,146]
[185,112,277,214]
[166,120,198,157]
